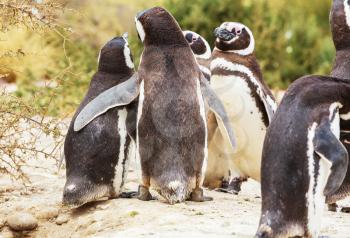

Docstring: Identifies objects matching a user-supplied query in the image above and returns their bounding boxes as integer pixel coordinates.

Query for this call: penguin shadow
[67,191,141,217]
[69,199,110,218]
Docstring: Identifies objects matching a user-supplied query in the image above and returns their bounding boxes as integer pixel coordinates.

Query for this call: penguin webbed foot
[341,206,350,213]
[119,191,138,199]
[215,177,246,195]
[328,203,350,213]
[215,187,239,195]
[137,185,154,201]
[189,188,213,202]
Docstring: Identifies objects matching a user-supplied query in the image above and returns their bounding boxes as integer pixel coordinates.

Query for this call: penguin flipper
[74,73,140,131]
[199,75,237,151]
[313,120,349,196]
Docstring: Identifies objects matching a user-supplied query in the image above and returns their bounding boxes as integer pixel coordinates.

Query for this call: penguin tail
[159,180,191,205]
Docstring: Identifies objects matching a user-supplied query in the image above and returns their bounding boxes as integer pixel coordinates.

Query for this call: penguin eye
[236,29,242,35]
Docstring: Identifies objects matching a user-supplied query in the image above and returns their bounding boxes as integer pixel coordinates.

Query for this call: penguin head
[183,30,211,59]
[135,7,188,46]
[330,0,350,50]
[214,22,255,56]
[98,33,135,74]
[62,176,112,207]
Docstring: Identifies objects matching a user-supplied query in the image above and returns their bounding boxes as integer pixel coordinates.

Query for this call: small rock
[55,214,69,225]
[97,204,110,210]
[6,212,38,231]
[0,228,14,238]
[0,217,5,228]
[36,207,59,220]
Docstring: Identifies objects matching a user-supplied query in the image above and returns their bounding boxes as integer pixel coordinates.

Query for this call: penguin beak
[214,27,235,41]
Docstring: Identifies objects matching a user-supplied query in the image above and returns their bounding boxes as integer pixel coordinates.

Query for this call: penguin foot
[328,203,350,213]
[215,188,239,195]
[328,203,338,212]
[340,206,350,213]
[216,177,247,195]
[189,188,213,202]
[119,191,138,199]
[137,185,153,201]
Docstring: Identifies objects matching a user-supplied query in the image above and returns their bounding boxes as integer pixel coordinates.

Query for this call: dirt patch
[0,154,349,238]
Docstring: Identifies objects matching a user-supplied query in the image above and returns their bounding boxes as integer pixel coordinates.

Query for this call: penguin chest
[210,74,267,178]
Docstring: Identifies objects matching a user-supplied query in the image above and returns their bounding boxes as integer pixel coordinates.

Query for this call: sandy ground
[0,152,349,238]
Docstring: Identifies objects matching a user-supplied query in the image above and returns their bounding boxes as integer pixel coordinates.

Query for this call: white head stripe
[122,32,129,41]
[135,18,146,42]
[210,58,277,112]
[123,42,134,69]
[344,0,350,28]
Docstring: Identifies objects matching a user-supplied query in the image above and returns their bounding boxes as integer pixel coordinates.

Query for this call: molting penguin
[63,34,138,207]
[256,1,350,236]
[205,22,277,192]
[73,7,236,205]
[183,31,212,81]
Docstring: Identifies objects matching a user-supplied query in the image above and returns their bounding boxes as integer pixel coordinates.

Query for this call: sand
[0,152,349,238]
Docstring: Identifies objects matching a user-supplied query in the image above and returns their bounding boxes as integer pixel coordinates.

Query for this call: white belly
[207,74,267,181]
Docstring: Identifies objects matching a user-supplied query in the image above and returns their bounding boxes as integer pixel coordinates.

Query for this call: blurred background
[0,0,333,117]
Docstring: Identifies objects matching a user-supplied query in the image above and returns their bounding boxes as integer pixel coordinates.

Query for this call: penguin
[204,22,277,193]
[73,7,236,205]
[327,0,350,213]
[255,77,350,238]
[256,1,350,236]
[62,34,138,207]
[182,30,217,143]
[183,31,212,81]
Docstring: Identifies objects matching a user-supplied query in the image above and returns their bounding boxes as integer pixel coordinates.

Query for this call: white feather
[344,0,350,29]
[123,43,134,69]
[113,108,128,195]
[136,81,145,183]
[306,122,318,237]
[196,78,208,184]
[135,18,146,42]
[340,111,350,120]
[199,65,211,77]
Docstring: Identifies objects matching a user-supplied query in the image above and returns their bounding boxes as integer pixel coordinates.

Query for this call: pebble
[55,214,69,225]
[0,228,14,238]
[0,217,5,228]
[97,203,110,210]
[6,212,38,231]
[36,207,59,220]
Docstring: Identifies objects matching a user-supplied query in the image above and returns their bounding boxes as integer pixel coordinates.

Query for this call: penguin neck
[213,50,263,80]
[331,49,350,80]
